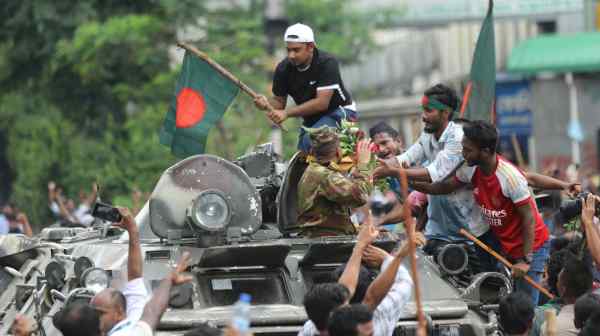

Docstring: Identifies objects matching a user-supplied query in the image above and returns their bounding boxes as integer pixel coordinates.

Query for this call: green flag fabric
[160,50,239,157]
[463,0,496,123]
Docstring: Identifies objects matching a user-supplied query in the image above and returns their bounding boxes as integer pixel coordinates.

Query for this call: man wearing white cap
[254,23,358,152]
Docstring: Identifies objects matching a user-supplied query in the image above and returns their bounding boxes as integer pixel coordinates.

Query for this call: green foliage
[0,0,381,231]
[285,0,376,63]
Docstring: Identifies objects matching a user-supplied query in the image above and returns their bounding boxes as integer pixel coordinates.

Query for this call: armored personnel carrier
[1,144,509,335]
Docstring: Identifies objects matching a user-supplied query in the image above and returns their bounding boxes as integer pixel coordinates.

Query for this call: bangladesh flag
[461,0,496,123]
[160,50,239,157]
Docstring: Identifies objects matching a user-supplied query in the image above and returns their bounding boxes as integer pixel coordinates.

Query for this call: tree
[0,0,381,231]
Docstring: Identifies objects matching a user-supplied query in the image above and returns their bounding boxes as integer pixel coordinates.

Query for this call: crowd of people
[0,181,148,236]
[4,22,600,336]
[259,22,600,334]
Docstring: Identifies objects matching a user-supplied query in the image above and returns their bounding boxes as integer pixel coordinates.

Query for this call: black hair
[368,121,399,139]
[183,323,222,336]
[424,84,460,120]
[575,293,600,329]
[303,283,350,331]
[560,254,593,299]
[327,304,373,336]
[462,120,498,153]
[550,236,571,254]
[546,249,572,296]
[332,264,376,303]
[498,291,534,334]
[53,302,101,336]
[579,311,600,336]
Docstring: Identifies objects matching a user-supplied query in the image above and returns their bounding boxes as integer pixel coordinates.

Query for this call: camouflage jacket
[297,161,372,236]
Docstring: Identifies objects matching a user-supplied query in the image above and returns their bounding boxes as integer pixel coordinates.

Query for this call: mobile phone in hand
[91,202,123,223]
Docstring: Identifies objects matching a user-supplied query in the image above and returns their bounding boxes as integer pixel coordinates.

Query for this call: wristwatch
[516,254,533,264]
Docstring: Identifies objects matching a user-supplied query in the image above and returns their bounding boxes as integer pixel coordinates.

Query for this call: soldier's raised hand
[356,139,372,166]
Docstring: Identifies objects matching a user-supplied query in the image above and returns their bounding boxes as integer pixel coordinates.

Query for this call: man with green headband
[374,84,487,251]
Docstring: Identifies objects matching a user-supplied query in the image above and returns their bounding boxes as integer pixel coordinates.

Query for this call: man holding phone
[90,207,150,335]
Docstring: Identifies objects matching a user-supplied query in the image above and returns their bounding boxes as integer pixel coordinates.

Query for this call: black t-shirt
[272,49,353,126]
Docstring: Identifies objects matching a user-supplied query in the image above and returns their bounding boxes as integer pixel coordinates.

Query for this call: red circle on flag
[176,87,206,128]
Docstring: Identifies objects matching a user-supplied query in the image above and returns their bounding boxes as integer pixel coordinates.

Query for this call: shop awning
[507,32,600,74]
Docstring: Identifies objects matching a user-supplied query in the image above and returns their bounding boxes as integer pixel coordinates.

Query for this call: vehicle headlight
[81,267,110,293]
[189,190,232,232]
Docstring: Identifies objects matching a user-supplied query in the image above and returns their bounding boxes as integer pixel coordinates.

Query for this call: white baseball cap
[284,23,315,43]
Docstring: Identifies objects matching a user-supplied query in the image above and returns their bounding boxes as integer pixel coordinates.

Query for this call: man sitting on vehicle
[297,126,372,237]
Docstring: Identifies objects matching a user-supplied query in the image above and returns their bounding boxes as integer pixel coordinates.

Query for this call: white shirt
[0,214,8,235]
[396,121,488,238]
[540,304,577,336]
[298,256,413,336]
[73,203,94,226]
[108,278,150,336]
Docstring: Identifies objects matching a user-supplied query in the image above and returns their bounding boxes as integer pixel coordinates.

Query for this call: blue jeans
[514,239,550,306]
[474,230,503,273]
[297,107,358,152]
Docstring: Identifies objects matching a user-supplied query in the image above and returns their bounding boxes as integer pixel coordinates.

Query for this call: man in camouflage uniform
[297,126,373,237]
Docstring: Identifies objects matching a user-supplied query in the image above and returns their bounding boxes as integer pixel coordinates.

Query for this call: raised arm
[115,207,143,280]
[140,252,193,330]
[337,219,379,298]
[581,194,600,266]
[410,177,464,195]
[83,182,98,206]
[380,202,405,225]
[55,191,77,223]
[525,172,580,196]
[16,213,33,237]
[362,241,410,311]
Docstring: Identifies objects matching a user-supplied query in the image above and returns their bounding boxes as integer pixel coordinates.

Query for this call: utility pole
[264,0,288,155]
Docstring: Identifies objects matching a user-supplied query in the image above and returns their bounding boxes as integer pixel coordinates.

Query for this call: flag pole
[177,42,287,132]
[459,228,554,299]
[397,168,427,336]
[459,81,473,118]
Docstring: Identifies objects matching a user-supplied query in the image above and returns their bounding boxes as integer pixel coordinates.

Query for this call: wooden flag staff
[459,228,554,300]
[397,169,427,336]
[177,42,287,132]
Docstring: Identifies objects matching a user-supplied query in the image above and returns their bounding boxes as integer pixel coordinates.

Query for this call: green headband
[421,96,453,111]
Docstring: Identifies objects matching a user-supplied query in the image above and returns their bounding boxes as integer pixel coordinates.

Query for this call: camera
[559,192,600,223]
[369,190,395,217]
[91,202,123,223]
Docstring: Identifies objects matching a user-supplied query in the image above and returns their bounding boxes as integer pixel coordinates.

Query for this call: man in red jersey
[409,120,550,305]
